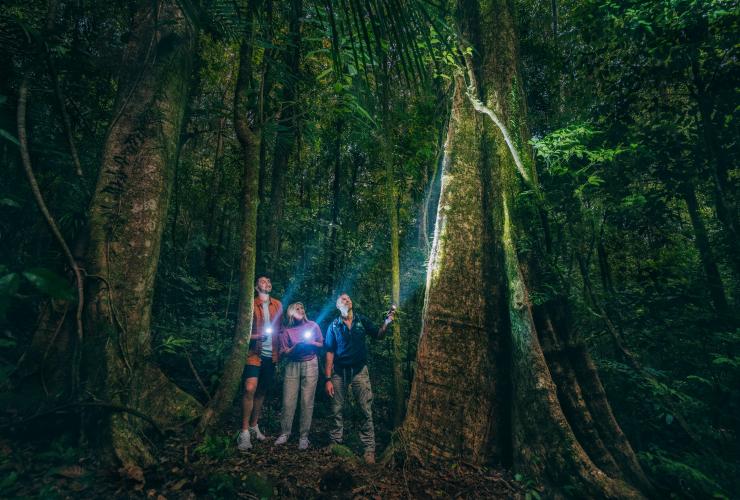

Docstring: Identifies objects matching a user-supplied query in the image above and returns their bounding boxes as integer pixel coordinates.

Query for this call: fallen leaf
[119,465,145,483]
[170,478,188,491]
[69,481,88,492]
[53,465,88,479]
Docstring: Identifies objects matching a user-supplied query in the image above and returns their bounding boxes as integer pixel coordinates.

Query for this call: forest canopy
[0,0,738,498]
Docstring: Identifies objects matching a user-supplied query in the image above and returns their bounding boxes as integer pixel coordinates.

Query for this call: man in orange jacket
[238,276,283,452]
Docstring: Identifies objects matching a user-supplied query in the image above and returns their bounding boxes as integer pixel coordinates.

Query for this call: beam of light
[312,146,444,326]
[269,134,446,331]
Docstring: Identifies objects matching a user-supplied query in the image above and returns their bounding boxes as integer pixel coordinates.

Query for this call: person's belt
[335,362,366,383]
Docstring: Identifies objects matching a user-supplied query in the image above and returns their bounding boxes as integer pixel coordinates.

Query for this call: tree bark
[82,0,200,468]
[198,0,262,433]
[401,0,649,496]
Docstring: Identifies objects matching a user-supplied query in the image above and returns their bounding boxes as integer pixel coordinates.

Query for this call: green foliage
[156,335,193,355]
[531,124,629,197]
[513,473,541,500]
[21,268,75,301]
[0,471,19,495]
[242,472,274,499]
[638,449,728,499]
[194,434,234,460]
[208,472,237,498]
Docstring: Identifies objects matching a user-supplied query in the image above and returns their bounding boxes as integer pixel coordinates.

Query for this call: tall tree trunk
[266,0,302,274]
[381,74,404,427]
[82,0,200,467]
[401,1,650,496]
[255,0,275,274]
[681,183,729,319]
[198,0,262,432]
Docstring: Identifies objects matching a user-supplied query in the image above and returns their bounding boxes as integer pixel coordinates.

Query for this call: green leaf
[22,268,75,301]
[0,471,18,491]
[0,273,20,297]
[0,198,20,208]
[0,129,19,147]
[316,67,333,81]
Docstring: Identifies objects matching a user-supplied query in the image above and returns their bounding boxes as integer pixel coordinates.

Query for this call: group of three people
[237,276,394,464]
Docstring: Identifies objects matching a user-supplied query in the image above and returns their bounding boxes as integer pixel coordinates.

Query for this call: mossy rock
[243,472,274,499]
[328,443,355,458]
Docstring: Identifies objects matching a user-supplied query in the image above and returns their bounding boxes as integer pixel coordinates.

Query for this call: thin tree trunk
[681,183,729,318]
[691,60,740,296]
[43,0,83,177]
[381,72,404,427]
[267,0,302,274]
[327,118,343,292]
[255,0,275,274]
[198,0,262,433]
[82,0,200,467]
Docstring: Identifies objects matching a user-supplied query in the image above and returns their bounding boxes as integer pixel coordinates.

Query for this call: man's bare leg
[242,377,258,430]
[250,392,266,427]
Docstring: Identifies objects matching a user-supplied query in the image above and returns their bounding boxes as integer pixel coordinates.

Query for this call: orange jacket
[247,296,283,366]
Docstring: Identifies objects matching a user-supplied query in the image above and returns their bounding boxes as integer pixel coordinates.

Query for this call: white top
[260,300,272,358]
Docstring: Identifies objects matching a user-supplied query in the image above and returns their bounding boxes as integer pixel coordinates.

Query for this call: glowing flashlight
[303,330,312,340]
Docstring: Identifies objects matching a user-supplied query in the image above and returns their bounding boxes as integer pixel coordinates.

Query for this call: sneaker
[237,430,252,452]
[298,437,310,450]
[250,424,267,441]
[274,434,289,446]
[363,450,375,464]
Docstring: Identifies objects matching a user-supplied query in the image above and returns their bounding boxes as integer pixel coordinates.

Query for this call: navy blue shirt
[324,313,381,369]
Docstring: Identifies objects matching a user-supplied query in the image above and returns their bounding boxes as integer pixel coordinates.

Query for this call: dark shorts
[242,356,275,396]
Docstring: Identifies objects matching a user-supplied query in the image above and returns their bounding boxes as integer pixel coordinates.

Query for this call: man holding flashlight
[324,294,395,464]
[237,276,283,452]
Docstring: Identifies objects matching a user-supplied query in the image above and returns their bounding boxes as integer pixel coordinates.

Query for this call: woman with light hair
[275,302,323,449]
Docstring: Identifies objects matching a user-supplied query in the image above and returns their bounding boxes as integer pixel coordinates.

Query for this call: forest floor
[1,397,523,499]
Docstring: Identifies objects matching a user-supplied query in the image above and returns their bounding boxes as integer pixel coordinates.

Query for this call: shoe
[237,430,252,452]
[363,450,375,464]
[274,434,289,446]
[298,437,310,450]
[250,424,267,441]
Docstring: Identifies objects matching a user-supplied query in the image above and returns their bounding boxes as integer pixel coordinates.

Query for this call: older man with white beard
[324,293,394,464]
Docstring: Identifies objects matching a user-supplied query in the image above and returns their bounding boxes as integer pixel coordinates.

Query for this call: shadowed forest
[0,0,738,498]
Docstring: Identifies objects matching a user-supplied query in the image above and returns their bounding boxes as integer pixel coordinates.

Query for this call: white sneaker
[250,424,267,441]
[298,437,310,450]
[274,434,289,446]
[237,430,252,452]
